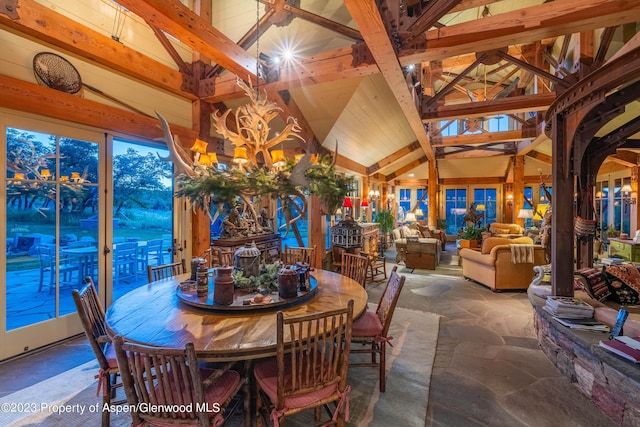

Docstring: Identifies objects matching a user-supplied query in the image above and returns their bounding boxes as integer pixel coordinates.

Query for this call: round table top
[105,269,368,361]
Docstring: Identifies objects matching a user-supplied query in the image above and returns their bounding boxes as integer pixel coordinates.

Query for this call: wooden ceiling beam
[116,0,258,82]
[0,73,197,143]
[400,0,640,65]
[609,152,639,168]
[440,176,504,185]
[367,140,422,174]
[384,156,429,182]
[0,0,194,99]
[344,0,435,163]
[405,0,462,44]
[434,130,527,146]
[281,2,362,40]
[422,92,556,121]
[526,151,553,165]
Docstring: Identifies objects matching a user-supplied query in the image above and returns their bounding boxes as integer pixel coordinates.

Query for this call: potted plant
[375,209,395,252]
[457,226,486,248]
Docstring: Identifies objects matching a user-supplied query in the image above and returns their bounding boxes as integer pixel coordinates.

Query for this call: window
[473,188,497,227]
[398,188,411,221]
[416,189,428,220]
[445,188,467,235]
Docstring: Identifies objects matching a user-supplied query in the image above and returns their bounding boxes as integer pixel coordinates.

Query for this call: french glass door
[1,115,104,359]
[0,114,178,360]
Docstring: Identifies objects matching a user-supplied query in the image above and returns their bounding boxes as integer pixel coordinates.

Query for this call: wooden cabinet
[608,239,640,262]
[211,233,281,265]
[360,223,380,255]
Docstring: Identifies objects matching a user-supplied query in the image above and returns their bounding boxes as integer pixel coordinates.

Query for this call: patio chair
[38,245,78,293]
[113,335,245,427]
[254,300,354,427]
[138,238,164,270]
[147,258,187,283]
[113,241,138,284]
[283,244,317,267]
[350,266,405,392]
[341,252,369,288]
[72,277,125,427]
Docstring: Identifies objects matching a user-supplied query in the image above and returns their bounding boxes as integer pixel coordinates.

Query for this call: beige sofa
[459,236,546,291]
[488,222,523,237]
[392,224,443,264]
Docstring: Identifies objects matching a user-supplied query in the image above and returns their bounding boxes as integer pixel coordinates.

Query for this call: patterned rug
[2,305,439,427]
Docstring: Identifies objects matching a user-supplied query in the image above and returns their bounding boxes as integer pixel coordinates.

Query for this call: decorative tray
[176,276,318,313]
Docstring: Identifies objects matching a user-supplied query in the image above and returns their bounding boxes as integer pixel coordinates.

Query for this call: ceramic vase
[213,265,234,305]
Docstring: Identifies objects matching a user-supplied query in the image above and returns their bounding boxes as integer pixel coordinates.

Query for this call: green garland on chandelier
[174,154,350,217]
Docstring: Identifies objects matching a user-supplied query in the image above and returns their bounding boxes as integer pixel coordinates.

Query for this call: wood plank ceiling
[1,0,639,185]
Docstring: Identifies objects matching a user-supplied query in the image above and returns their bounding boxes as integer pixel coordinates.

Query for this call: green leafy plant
[457,225,486,242]
[375,209,395,233]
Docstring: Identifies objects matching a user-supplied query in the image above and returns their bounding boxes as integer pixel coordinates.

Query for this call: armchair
[459,236,545,291]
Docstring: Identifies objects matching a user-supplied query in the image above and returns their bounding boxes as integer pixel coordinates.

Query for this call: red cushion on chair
[254,356,337,410]
[103,342,119,369]
[351,311,383,337]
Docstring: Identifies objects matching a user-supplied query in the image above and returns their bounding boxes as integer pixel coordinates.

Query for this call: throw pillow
[493,227,512,235]
[574,267,611,302]
[604,265,640,305]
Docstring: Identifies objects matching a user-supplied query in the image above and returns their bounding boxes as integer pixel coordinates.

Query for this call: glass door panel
[3,123,100,359]
[111,139,173,301]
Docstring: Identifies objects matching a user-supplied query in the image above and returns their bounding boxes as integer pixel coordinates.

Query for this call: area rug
[4,306,439,427]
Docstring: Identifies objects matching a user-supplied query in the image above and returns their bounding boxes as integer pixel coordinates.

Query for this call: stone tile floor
[0,242,619,426]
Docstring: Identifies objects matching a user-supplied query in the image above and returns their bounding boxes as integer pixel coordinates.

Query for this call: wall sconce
[621,184,636,204]
[368,189,380,200]
[386,193,395,209]
[506,193,513,206]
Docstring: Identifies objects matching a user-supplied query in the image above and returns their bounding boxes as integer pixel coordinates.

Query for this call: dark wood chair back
[341,252,369,288]
[283,244,316,266]
[147,258,186,283]
[263,300,354,425]
[72,277,125,426]
[113,335,244,427]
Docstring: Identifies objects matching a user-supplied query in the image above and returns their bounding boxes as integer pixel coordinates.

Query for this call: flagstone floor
[0,242,619,426]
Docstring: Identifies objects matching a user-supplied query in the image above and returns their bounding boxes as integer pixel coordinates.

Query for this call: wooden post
[428,161,438,228]
[308,196,325,269]
[513,156,525,228]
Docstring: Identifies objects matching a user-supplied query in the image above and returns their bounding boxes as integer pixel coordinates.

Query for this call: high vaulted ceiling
[1,0,639,185]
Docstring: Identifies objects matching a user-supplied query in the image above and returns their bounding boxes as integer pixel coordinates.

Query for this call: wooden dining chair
[72,277,125,427]
[349,266,405,392]
[113,335,245,427]
[254,300,354,427]
[360,250,387,283]
[146,258,186,283]
[283,244,317,266]
[340,252,369,288]
[211,247,235,267]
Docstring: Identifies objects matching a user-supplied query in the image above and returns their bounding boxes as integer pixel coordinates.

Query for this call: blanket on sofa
[510,243,534,264]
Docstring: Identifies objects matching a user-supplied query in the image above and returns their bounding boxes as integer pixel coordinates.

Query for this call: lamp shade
[207,152,218,165]
[191,138,208,154]
[622,183,633,193]
[361,199,369,207]
[271,149,285,166]
[404,212,417,222]
[517,209,534,219]
[342,197,353,208]
[476,204,486,211]
[40,169,51,178]
[13,172,24,180]
[233,147,249,164]
[532,204,549,221]
[414,208,424,216]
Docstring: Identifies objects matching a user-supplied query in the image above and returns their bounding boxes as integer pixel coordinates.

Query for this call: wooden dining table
[105,269,368,361]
